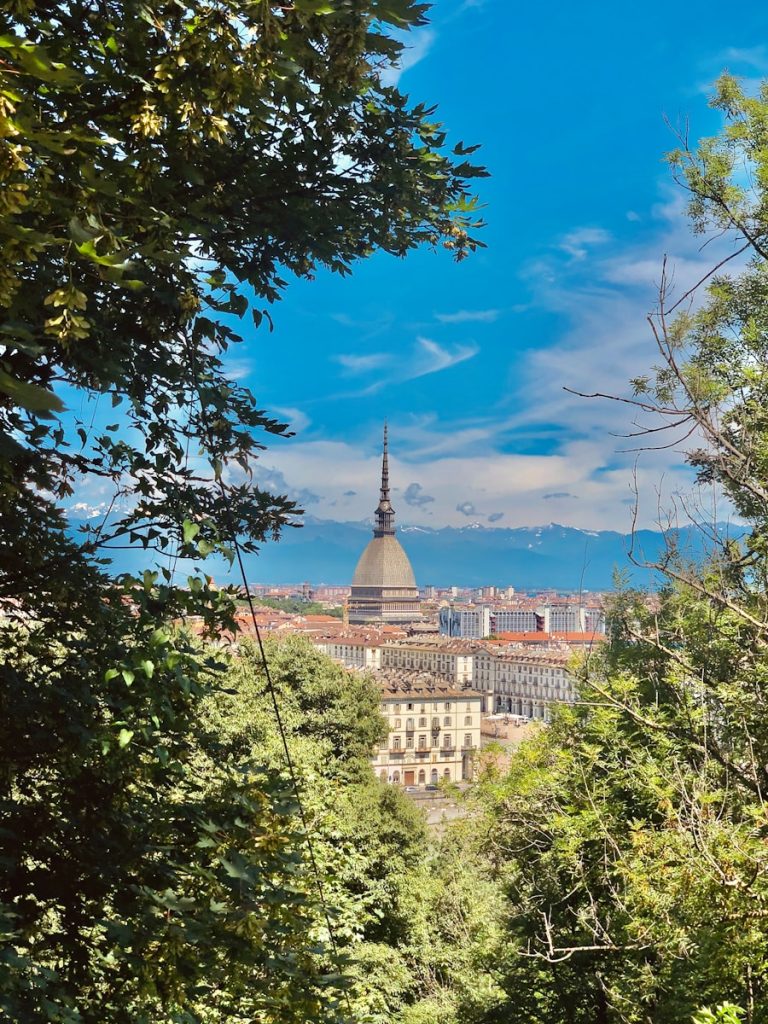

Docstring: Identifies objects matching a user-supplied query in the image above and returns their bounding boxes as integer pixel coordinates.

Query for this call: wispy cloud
[558,226,612,260]
[380,28,436,87]
[407,336,478,379]
[332,336,479,398]
[716,45,768,71]
[272,406,311,434]
[335,352,391,375]
[435,308,500,324]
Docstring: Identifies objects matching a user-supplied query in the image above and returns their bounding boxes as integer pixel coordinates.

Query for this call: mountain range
[72,515,744,592]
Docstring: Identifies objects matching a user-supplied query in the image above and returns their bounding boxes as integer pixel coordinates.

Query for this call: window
[418,717,427,727]
[418,735,427,749]
[394,704,400,714]
[466,702,472,711]
[420,704,426,712]
[418,769,426,784]
[464,734,472,748]
[431,717,440,730]
[393,736,401,750]
[443,734,452,748]
[406,718,414,731]
[406,735,414,748]
[407,703,414,711]
[393,771,400,783]
[394,718,401,729]
[444,716,451,726]
[464,715,472,726]
[443,768,451,780]
[445,702,451,711]
[430,768,439,784]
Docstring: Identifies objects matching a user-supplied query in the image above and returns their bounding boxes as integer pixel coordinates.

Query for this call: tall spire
[374,421,395,536]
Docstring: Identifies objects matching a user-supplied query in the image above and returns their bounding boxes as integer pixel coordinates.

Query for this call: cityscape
[217,427,608,793]
[4,2,767,1022]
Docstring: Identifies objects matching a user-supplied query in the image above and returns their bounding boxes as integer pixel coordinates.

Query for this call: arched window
[443,768,451,780]
[393,736,401,750]
[393,771,400,784]
[464,715,472,726]
[443,734,451,748]
[418,770,426,784]
[379,769,387,781]
[430,769,438,784]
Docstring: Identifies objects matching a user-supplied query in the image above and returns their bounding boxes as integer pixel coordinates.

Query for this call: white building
[473,647,575,722]
[493,608,539,632]
[438,604,491,639]
[313,637,382,672]
[380,638,477,684]
[373,679,483,786]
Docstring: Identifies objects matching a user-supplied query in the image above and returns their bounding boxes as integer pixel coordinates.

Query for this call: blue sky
[73,2,768,533]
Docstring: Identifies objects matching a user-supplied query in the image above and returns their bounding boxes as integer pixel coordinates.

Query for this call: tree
[470,76,768,1024]
[0,3,486,1020]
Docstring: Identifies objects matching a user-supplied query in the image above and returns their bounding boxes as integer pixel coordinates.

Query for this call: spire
[374,421,395,536]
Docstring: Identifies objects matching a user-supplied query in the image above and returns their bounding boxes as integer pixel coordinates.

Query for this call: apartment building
[438,604,491,639]
[374,676,483,786]
[380,637,477,684]
[474,647,575,722]
[313,637,382,672]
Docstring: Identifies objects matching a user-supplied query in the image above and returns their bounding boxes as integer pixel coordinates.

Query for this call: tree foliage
[0,2,486,1020]
[465,75,768,1024]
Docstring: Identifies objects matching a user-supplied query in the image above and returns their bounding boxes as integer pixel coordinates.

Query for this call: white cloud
[335,352,391,375]
[380,28,436,87]
[716,46,768,71]
[435,308,500,323]
[332,336,479,398]
[407,336,478,379]
[558,226,612,260]
[272,406,311,434]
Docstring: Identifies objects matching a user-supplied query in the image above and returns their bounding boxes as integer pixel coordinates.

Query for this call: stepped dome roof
[352,534,417,589]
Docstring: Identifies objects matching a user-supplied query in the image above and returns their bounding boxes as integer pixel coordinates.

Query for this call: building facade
[374,681,483,786]
[474,647,575,721]
[380,638,476,685]
[438,603,491,638]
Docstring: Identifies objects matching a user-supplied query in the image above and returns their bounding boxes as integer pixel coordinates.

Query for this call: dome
[351,534,417,589]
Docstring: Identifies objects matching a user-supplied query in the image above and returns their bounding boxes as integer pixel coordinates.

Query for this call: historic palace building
[348,425,421,625]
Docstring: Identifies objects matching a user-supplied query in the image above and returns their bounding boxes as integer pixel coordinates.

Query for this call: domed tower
[348,425,421,624]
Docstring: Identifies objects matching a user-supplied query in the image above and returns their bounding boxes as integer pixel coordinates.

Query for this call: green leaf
[117,728,134,748]
[182,519,200,544]
[0,369,64,415]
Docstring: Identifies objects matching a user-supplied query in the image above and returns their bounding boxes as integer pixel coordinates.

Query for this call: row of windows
[392,715,474,729]
[391,701,475,713]
[392,734,473,750]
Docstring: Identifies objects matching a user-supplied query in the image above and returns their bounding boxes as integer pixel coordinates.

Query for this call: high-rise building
[348,425,421,624]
